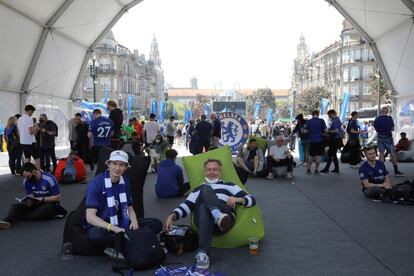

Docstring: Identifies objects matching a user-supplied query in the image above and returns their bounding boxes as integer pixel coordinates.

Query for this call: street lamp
[375,69,381,116]
[88,56,99,102]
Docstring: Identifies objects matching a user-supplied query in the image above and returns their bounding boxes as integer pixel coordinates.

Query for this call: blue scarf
[104,170,129,229]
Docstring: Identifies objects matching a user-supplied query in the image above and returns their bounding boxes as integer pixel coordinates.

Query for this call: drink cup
[248,237,259,255]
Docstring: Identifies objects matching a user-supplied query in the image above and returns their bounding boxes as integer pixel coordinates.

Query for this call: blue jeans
[87,217,163,249]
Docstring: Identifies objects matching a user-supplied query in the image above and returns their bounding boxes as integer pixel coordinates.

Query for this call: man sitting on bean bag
[164,159,256,269]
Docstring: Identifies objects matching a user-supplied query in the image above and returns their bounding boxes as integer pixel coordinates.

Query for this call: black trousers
[167,135,174,147]
[349,139,361,165]
[266,155,293,173]
[76,142,93,169]
[194,185,235,254]
[195,136,211,154]
[324,139,339,170]
[4,202,61,224]
[40,147,57,172]
[8,146,22,174]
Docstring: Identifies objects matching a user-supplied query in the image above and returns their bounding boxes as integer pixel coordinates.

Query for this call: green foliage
[295,86,331,115]
[370,74,391,104]
[275,100,289,118]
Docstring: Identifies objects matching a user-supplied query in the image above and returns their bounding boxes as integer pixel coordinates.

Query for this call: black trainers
[314,170,320,175]
[331,169,339,173]
[394,171,404,177]
[320,168,329,173]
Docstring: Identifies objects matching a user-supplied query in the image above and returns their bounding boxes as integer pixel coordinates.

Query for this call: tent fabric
[0,0,413,123]
[0,0,143,131]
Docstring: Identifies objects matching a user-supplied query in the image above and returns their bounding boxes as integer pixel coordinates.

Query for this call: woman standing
[4,116,21,175]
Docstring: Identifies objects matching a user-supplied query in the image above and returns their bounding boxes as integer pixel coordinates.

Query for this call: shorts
[21,143,39,159]
[377,136,394,154]
[308,142,324,157]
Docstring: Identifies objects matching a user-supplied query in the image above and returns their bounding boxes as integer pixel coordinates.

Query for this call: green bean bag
[248,135,267,154]
[182,145,265,248]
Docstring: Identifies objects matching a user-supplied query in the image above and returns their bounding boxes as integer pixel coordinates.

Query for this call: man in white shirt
[143,113,161,147]
[17,105,40,169]
[165,116,177,147]
[266,135,293,179]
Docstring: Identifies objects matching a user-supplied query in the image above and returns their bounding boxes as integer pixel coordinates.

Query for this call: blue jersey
[89,116,114,146]
[306,118,326,143]
[24,172,60,198]
[359,160,388,185]
[329,117,342,139]
[348,119,359,140]
[85,172,133,224]
[374,115,394,137]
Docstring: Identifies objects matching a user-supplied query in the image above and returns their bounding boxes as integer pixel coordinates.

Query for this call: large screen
[212,101,246,116]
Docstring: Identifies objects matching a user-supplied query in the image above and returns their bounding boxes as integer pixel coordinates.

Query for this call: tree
[295,86,331,115]
[370,74,391,105]
[249,88,276,120]
[275,100,289,118]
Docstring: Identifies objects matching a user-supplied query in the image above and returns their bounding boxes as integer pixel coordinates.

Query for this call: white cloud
[113,0,343,89]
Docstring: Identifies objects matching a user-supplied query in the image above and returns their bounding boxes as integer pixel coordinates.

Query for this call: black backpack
[160,225,198,256]
[113,228,166,273]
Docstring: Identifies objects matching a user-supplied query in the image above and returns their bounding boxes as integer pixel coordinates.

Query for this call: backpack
[61,157,77,184]
[113,228,166,273]
[160,225,198,256]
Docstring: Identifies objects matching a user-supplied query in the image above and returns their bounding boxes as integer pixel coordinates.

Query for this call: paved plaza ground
[0,148,413,276]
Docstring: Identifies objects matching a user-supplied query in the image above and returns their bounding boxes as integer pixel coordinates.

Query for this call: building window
[349,50,355,62]
[363,65,373,80]
[343,35,350,46]
[369,49,375,60]
[349,102,358,113]
[342,50,349,63]
[355,49,361,61]
[351,66,360,80]
[100,77,111,91]
[362,102,372,108]
[113,77,117,91]
[84,77,93,91]
[113,60,117,70]
[343,67,349,81]
[362,48,368,61]
[362,85,372,95]
[100,58,110,70]
[343,84,349,94]
[350,83,359,95]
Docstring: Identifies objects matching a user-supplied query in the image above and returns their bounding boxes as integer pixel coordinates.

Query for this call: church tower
[149,34,161,66]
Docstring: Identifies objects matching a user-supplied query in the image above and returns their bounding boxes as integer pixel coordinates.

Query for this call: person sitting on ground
[84,150,163,254]
[148,134,170,172]
[360,147,414,203]
[164,159,256,269]
[156,149,190,198]
[265,135,293,179]
[0,162,66,230]
[131,132,145,156]
[236,138,264,176]
[395,132,411,153]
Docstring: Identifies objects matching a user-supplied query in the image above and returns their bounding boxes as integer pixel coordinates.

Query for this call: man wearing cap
[85,150,162,252]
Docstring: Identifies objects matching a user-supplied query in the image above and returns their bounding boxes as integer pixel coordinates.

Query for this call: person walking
[321,110,341,173]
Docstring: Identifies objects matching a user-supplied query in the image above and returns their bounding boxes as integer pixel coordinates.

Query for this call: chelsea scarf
[104,170,129,229]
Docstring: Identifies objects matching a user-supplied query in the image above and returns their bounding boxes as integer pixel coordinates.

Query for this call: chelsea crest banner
[218,112,249,152]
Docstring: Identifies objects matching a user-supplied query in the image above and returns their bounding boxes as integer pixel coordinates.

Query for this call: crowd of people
[0,101,412,271]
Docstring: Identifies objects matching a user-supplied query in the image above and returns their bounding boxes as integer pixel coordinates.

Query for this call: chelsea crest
[218,112,249,152]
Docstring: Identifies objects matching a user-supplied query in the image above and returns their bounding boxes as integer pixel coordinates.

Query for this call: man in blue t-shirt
[85,150,162,252]
[0,162,66,229]
[374,106,404,176]
[156,149,190,198]
[88,109,114,165]
[321,109,342,174]
[304,110,327,175]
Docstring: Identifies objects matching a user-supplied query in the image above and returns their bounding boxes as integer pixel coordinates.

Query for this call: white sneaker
[215,213,231,232]
[104,247,125,261]
[0,220,11,230]
[286,172,293,179]
[195,251,210,270]
[266,172,274,179]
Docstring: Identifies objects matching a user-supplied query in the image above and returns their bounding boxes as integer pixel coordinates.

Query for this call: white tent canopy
[0,0,413,135]
[0,0,143,125]
[326,0,414,97]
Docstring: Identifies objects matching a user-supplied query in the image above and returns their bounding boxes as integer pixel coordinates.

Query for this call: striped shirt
[172,181,256,220]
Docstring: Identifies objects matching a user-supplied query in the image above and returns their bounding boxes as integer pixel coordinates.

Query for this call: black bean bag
[62,197,101,256]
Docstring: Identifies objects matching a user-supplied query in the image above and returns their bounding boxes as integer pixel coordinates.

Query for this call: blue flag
[266,109,273,124]
[204,103,211,117]
[254,102,261,120]
[159,100,166,123]
[127,95,133,121]
[320,97,329,115]
[151,100,158,115]
[340,92,350,122]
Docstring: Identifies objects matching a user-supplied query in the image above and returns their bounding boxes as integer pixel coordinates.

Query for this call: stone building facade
[80,31,164,117]
[290,20,378,115]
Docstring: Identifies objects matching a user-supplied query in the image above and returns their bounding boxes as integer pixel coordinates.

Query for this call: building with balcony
[79,31,165,117]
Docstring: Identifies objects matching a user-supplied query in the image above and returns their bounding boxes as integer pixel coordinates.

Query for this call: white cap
[105,150,130,167]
